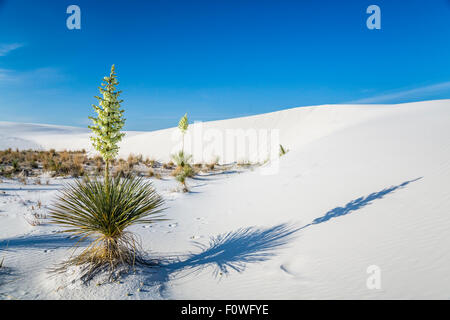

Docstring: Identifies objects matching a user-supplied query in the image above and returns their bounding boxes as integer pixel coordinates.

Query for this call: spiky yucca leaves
[171,150,192,168]
[279,144,289,157]
[49,175,165,281]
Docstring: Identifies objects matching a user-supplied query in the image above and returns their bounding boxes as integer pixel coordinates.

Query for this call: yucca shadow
[144,177,423,290]
[140,223,300,296]
[0,177,422,295]
[163,223,300,278]
[0,234,87,250]
[299,177,422,230]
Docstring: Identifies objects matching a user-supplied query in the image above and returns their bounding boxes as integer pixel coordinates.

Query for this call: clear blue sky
[0,0,449,130]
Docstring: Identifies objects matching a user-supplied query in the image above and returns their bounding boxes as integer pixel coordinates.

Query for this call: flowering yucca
[50,65,166,281]
[89,64,125,181]
[178,113,188,153]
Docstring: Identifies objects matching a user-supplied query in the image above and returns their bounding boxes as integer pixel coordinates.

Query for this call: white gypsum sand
[0,99,449,299]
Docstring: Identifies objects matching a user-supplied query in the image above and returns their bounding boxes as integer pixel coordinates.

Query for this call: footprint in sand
[279,258,307,277]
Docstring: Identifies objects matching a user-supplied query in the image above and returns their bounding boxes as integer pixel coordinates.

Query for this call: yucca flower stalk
[178,113,188,153]
[89,64,125,183]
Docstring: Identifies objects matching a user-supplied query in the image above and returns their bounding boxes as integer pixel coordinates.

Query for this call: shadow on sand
[298,177,422,230]
[0,177,422,295]
[142,177,423,291]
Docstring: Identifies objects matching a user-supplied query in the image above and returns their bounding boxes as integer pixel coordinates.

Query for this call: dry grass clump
[162,161,174,170]
[113,159,134,178]
[144,157,157,168]
[0,149,87,178]
[154,172,162,179]
[237,160,252,167]
[49,176,165,281]
[127,154,142,168]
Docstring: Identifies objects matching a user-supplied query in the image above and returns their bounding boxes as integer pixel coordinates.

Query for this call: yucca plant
[49,65,166,281]
[171,150,192,168]
[279,144,289,157]
[50,175,165,281]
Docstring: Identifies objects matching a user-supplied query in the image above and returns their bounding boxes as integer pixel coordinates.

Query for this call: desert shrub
[237,160,252,167]
[60,150,70,162]
[30,160,39,169]
[162,162,174,170]
[68,162,84,178]
[144,157,157,168]
[174,165,195,193]
[172,163,195,178]
[49,176,165,281]
[114,159,133,178]
[127,154,141,168]
[11,159,20,172]
[147,168,154,177]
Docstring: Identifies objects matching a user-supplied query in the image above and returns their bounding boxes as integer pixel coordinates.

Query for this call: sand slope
[0,99,449,299]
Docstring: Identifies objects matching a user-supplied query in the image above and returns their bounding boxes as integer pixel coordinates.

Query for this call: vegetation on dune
[49,65,166,281]
[50,175,165,281]
[172,113,196,191]
[171,150,192,168]
[279,144,289,157]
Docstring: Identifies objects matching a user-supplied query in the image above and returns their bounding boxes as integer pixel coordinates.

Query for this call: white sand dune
[0,99,449,299]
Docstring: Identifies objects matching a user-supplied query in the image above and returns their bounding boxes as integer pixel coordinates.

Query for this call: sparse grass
[144,157,157,168]
[24,213,41,226]
[19,176,27,185]
[0,149,87,178]
[113,159,133,178]
[49,176,166,281]
[205,157,220,171]
[0,149,249,181]
[162,162,174,170]
[237,160,252,167]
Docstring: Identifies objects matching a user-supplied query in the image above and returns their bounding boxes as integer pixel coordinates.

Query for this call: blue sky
[0,0,449,130]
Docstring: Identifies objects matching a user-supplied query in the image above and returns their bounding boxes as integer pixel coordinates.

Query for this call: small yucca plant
[50,175,165,281]
[279,144,289,157]
[171,150,192,168]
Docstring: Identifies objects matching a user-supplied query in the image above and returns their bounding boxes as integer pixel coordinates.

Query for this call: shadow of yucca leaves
[161,223,300,278]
